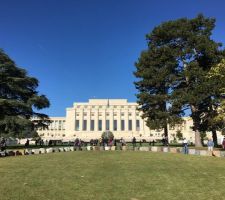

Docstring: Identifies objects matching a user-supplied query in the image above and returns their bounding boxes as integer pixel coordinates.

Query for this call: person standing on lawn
[132,137,136,149]
[183,138,189,154]
[207,139,214,151]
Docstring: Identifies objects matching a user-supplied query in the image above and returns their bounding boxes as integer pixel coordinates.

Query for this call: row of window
[76,105,136,109]
[75,112,140,117]
[75,119,140,131]
[41,133,63,137]
[38,120,65,131]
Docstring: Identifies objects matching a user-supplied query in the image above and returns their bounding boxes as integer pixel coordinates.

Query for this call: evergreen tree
[0,49,50,136]
[135,14,224,147]
[134,37,183,138]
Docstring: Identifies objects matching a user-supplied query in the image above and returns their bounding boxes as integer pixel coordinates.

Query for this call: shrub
[101,131,114,140]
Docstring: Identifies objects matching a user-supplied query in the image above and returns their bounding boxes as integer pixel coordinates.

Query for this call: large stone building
[37,99,200,142]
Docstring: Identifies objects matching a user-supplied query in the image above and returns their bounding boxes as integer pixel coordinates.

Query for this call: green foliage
[101,131,114,140]
[201,59,225,129]
[0,50,50,136]
[176,130,183,140]
[200,132,207,144]
[134,25,183,137]
[134,14,225,147]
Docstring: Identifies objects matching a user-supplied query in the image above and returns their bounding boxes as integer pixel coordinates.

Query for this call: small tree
[101,131,114,140]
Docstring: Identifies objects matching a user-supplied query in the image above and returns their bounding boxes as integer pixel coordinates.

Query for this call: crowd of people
[73,137,127,150]
[1,136,225,154]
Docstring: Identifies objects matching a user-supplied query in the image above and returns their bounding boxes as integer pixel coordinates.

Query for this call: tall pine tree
[0,49,50,137]
[135,14,224,147]
[135,43,183,138]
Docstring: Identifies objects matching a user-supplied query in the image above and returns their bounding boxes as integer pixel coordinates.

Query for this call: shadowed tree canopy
[0,49,50,137]
[134,14,225,147]
[134,45,183,137]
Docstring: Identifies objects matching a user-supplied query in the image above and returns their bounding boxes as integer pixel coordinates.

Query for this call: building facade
[37,99,201,142]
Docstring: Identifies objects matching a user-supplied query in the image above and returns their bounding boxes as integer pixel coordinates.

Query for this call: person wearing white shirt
[183,138,188,154]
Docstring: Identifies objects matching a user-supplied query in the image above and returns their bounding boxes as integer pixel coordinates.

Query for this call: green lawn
[0,151,225,200]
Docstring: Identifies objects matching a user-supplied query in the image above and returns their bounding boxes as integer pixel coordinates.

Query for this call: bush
[101,131,114,140]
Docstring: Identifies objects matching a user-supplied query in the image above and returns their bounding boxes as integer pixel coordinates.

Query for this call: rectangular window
[113,120,117,131]
[106,120,110,131]
[98,120,102,131]
[50,121,53,130]
[75,120,79,131]
[136,120,140,131]
[62,120,65,130]
[83,120,87,131]
[54,121,58,130]
[91,120,94,131]
[128,120,132,131]
[58,121,62,130]
[121,120,125,131]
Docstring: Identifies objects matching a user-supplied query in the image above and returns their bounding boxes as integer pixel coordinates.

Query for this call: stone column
[102,108,106,131]
[110,109,113,132]
[132,110,136,132]
[94,109,99,132]
[80,109,84,131]
[117,109,121,131]
[125,108,129,131]
[87,109,91,131]
[65,108,75,135]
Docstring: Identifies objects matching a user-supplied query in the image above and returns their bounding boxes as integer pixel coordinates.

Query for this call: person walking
[139,139,142,147]
[74,138,79,151]
[152,140,155,146]
[207,139,214,152]
[183,138,189,154]
[132,137,136,150]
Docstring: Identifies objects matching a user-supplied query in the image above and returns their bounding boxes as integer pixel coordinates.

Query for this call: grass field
[0,151,225,200]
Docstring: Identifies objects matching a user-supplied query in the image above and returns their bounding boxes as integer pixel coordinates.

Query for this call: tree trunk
[212,129,218,147]
[191,105,203,147]
[194,129,202,147]
[164,123,168,138]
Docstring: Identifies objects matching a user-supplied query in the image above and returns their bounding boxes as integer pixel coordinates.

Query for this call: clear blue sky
[1,0,225,116]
